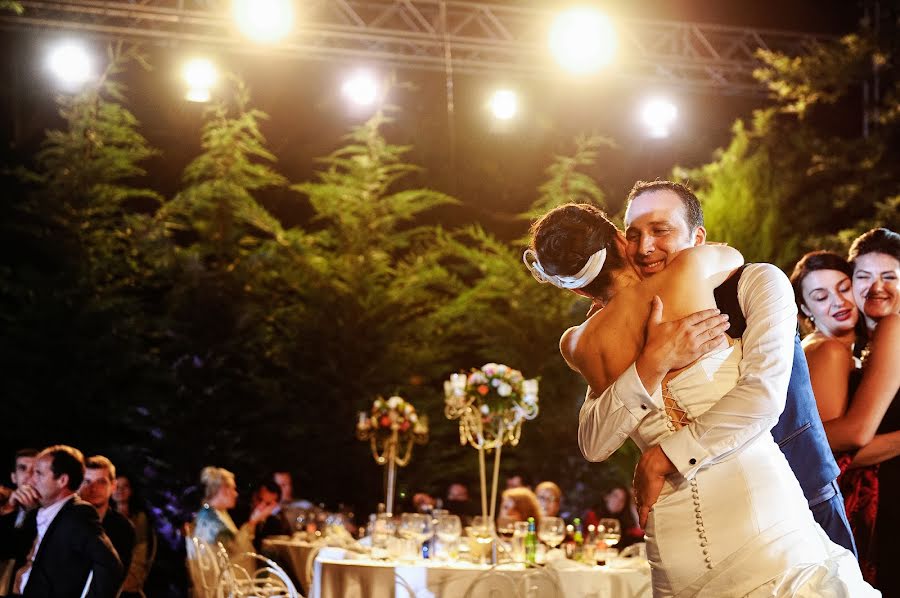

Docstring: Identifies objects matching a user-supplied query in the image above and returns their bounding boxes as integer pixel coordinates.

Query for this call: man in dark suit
[0,445,123,597]
[81,456,135,575]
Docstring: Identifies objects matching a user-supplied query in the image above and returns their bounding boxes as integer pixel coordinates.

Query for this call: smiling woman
[847,228,900,594]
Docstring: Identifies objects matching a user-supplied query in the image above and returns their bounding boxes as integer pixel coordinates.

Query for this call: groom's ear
[692,226,707,246]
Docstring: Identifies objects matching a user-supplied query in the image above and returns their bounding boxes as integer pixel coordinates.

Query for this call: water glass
[599,518,622,548]
[510,521,529,563]
[538,516,565,549]
[435,514,462,560]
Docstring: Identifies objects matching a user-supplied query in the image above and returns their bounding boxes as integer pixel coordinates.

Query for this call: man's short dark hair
[259,479,283,501]
[86,455,117,482]
[38,445,86,491]
[625,180,704,232]
[12,448,38,473]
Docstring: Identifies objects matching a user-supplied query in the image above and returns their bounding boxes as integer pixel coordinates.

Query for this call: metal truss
[2,0,835,96]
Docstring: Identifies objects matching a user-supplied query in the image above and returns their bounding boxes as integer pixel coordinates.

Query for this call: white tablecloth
[311,553,652,598]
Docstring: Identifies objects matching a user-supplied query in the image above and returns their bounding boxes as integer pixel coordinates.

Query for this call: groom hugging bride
[524,181,877,597]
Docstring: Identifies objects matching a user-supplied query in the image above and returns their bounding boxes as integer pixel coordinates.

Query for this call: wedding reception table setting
[260,363,652,597]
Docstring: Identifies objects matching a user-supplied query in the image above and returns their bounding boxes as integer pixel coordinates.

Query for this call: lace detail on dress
[662,382,692,430]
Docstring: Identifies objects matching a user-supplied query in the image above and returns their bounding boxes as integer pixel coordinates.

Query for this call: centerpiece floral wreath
[357,396,428,466]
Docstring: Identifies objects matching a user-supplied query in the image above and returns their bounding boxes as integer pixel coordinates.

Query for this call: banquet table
[310,553,653,598]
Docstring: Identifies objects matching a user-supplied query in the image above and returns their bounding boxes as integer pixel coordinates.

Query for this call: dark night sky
[0,0,865,239]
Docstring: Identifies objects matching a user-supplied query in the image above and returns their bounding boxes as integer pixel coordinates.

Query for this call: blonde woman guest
[192,467,275,563]
[535,481,562,518]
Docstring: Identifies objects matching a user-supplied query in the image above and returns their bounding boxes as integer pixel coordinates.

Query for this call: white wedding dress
[634,340,878,597]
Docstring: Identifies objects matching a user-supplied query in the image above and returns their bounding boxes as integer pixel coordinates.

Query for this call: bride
[525,203,876,597]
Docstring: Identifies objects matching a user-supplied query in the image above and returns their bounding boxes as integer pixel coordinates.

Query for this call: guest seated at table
[250,480,292,551]
[504,473,532,490]
[445,482,478,525]
[498,487,542,530]
[273,470,313,530]
[585,484,644,549]
[412,492,436,514]
[113,473,154,598]
[192,466,276,562]
[535,481,562,518]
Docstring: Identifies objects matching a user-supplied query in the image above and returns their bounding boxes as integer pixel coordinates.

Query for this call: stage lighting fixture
[641,98,678,138]
[549,8,616,75]
[489,89,518,120]
[233,0,295,43]
[47,41,93,88]
[182,58,218,103]
[342,71,379,107]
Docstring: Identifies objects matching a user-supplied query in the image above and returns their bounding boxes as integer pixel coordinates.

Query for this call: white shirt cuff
[613,362,665,418]
[659,427,712,479]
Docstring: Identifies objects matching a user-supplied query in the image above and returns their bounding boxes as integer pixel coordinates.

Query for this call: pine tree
[683,6,900,267]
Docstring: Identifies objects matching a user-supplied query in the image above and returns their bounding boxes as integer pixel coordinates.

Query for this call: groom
[578,180,855,553]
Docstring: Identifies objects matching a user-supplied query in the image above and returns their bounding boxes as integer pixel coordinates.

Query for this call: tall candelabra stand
[444,365,539,541]
[356,396,428,515]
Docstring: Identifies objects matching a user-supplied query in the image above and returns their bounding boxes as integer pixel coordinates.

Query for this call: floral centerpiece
[444,363,539,541]
[357,395,429,442]
[356,395,428,515]
[444,363,539,449]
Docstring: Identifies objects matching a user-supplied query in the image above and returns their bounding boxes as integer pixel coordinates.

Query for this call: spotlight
[549,8,616,75]
[182,58,218,103]
[342,71,379,107]
[489,89,518,121]
[47,41,94,88]
[641,98,678,138]
[233,0,295,43]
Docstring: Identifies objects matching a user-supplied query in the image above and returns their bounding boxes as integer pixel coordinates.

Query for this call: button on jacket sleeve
[658,263,796,478]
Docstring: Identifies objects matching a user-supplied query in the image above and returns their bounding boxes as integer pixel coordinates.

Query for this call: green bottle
[573,517,584,561]
[525,517,537,564]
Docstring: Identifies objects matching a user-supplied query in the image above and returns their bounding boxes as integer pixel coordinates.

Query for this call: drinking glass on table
[400,513,432,557]
[372,513,396,558]
[598,518,621,548]
[538,516,566,550]
[435,514,462,560]
[468,516,495,564]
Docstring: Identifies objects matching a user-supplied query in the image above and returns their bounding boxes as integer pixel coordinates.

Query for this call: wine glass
[599,518,621,548]
[537,516,566,549]
[400,513,431,556]
[469,516,495,564]
[435,514,462,560]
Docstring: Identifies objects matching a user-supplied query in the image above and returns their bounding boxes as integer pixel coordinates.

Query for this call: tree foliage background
[0,41,630,595]
[677,3,900,269]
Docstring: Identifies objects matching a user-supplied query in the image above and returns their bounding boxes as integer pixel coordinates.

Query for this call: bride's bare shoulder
[560,323,586,372]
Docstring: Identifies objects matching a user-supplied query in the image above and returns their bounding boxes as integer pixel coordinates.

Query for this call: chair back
[219,551,301,598]
[185,536,223,598]
[463,567,518,598]
[519,567,563,598]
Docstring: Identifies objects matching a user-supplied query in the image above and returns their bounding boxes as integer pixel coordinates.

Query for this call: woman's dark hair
[529,203,624,303]
[597,484,638,529]
[789,251,853,330]
[848,228,900,265]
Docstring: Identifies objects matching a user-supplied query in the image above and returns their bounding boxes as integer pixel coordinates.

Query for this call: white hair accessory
[523,246,607,290]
